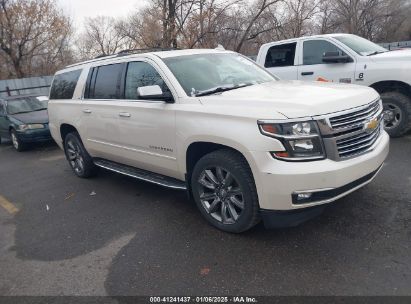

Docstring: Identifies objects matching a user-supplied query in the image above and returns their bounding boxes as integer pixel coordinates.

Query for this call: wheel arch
[183,139,262,201]
[60,123,79,142]
[370,80,411,98]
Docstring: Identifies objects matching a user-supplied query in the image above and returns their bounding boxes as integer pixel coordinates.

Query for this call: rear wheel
[64,132,97,178]
[381,91,411,137]
[191,149,260,233]
[10,129,26,152]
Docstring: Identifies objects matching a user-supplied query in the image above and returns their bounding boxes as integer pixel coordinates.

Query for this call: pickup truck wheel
[10,129,27,152]
[381,92,411,137]
[191,149,260,233]
[64,132,96,178]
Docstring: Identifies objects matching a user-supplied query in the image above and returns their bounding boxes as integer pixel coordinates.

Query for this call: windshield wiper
[10,108,47,114]
[194,83,254,97]
[367,51,386,56]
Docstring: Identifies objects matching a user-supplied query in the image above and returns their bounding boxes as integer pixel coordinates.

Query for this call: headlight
[259,120,325,161]
[18,124,45,131]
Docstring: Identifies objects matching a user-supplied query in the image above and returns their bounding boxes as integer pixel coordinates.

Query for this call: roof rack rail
[65,48,181,69]
[116,48,180,57]
[94,54,111,59]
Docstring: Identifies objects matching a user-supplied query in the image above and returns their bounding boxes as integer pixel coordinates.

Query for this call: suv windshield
[6,97,48,115]
[162,53,276,96]
[334,35,388,56]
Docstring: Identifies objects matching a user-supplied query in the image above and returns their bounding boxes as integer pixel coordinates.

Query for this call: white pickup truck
[256,34,411,137]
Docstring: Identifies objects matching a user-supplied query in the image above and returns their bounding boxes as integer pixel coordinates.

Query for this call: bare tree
[284,0,320,38]
[234,0,282,52]
[317,0,411,41]
[76,16,129,59]
[0,0,72,79]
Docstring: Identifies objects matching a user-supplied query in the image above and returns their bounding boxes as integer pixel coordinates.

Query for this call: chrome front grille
[329,100,380,130]
[317,99,384,161]
[336,124,382,158]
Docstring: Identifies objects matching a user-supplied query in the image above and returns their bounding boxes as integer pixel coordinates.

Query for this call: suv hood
[369,49,411,62]
[9,109,49,124]
[199,81,379,119]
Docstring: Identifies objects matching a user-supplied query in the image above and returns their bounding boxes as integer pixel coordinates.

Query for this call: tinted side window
[50,70,82,100]
[0,102,4,114]
[90,63,124,99]
[125,62,170,100]
[303,40,346,65]
[265,43,296,68]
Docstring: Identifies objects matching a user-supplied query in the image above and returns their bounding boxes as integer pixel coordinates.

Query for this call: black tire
[381,91,411,137]
[64,132,97,178]
[10,129,27,152]
[191,149,260,233]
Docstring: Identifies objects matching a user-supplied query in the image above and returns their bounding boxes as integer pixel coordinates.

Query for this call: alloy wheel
[66,139,85,175]
[197,166,245,224]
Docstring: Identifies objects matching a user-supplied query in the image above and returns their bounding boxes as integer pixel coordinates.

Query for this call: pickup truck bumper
[250,131,389,220]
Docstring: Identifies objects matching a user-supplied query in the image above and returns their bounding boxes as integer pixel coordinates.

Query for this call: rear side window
[88,63,124,99]
[50,70,82,100]
[303,40,346,65]
[264,43,296,68]
[125,62,170,100]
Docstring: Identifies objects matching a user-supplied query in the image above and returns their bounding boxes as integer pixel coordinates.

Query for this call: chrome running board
[93,159,187,190]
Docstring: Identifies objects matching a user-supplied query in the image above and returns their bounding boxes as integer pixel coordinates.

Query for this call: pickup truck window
[50,69,82,100]
[125,62,170,100]
[88,63,124,99]
[264,43,296,68]
[163,53,275,96]
[333,35,387,56]
[303,40,346,65]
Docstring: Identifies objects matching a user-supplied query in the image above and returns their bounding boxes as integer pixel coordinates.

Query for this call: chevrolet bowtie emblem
[364,118,379,133]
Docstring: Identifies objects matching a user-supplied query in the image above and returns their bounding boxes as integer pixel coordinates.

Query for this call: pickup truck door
[298,38,356,84]
[260,42,299,80]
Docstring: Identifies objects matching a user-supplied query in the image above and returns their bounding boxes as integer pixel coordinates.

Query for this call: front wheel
[191,149,260,233]
[10,129,26,152]
[381,91,411,137]
[64,132,97,178]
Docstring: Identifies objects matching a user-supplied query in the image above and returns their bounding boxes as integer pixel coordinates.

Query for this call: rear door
[261,42,298,80]
[81,62,126,160]
[298,38,356,83]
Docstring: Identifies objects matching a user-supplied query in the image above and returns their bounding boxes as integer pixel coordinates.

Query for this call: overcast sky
[58,0,148,29]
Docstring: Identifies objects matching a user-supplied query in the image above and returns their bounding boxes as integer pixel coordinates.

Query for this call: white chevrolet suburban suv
[256,34,411,137]
[48,48,389,233]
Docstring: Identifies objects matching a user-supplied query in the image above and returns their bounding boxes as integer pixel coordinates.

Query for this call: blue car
[0,95,52,151]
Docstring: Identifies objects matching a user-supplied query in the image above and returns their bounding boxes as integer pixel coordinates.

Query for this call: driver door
[298,39,356,84]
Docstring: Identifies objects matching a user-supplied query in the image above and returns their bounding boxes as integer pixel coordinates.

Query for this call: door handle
[301,72,314,76]
[119,112,131,118]
[83,109,92,114]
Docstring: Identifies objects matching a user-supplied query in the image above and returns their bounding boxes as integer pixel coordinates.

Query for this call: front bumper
[260,166,382,228]
[17,127,52,143]
[251,131,390,211]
